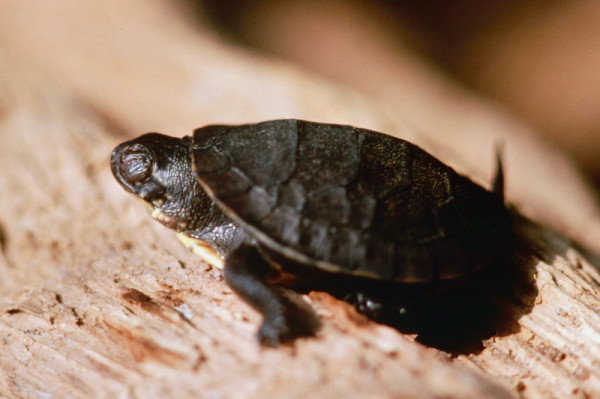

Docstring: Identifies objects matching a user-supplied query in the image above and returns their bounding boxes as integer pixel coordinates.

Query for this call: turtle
[111,119,513,346]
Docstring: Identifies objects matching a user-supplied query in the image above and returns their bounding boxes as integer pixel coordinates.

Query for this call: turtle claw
[346,292,384,319]
[258,316,290,347]
[257,294,321,346]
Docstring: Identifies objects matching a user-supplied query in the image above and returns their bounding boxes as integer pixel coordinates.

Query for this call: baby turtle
[111,119,512,346]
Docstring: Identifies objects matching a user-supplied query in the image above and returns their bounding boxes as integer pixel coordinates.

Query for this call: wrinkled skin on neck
[111,133,243,257]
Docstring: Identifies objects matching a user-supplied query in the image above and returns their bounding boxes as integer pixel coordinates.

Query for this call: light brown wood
[0,2,599,398]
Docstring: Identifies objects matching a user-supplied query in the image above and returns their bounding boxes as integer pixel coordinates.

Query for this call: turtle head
[111,133,213,232]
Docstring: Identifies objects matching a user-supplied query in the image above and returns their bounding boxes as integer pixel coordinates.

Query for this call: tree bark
[0,2,599,398]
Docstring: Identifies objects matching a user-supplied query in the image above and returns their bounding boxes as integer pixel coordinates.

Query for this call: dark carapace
[111,119,513,346]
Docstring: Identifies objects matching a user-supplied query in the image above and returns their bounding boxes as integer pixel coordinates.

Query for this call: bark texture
[0,2,599,398]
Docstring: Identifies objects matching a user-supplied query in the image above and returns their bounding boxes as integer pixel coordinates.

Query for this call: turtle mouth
[130,195,182,232]
[149,206,176,226]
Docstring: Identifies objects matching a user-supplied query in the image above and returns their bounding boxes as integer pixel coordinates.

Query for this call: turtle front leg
[224,243,321,346]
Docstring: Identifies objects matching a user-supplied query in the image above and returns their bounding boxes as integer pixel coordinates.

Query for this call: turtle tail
[492,146,504,200]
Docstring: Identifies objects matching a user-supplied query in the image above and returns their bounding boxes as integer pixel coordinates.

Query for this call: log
[0,2,599,398]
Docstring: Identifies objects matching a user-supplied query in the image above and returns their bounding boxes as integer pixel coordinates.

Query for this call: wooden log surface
[0,1,599,398]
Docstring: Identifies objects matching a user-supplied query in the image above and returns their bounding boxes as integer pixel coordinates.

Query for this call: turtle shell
[191,119,511,283]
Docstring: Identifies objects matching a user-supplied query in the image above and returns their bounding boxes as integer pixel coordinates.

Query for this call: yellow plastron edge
[175,232,224,269]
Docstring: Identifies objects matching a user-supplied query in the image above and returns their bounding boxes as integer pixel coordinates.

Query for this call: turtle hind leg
[224,243,321,346]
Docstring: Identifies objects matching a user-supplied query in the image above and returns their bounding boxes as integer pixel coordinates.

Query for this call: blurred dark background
[200,0,600,184]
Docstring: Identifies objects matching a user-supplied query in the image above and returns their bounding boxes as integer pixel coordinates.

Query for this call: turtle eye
[119,144,154,184]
